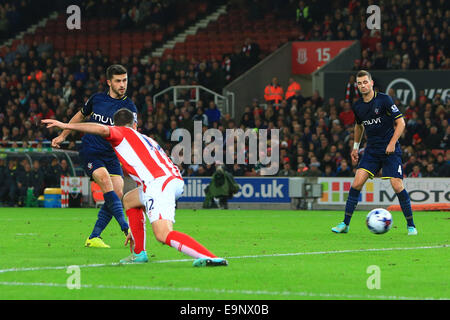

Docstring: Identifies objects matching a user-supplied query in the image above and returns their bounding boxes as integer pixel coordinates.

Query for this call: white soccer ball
[366,208,393,234]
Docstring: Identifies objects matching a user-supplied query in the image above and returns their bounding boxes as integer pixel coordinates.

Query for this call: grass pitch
[0,208,448,300]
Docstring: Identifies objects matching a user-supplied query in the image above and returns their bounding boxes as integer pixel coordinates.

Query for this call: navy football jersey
[352,92,403,153]
[80,92,138,154]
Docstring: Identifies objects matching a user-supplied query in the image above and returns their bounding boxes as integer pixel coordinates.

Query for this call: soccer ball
[366,208,393,234]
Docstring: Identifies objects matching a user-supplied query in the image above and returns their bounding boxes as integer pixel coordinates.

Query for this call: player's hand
[51,135,65,149]
[124,233,134,253]
[385,143,395,155]
[351,149,359,166]
[42,119,66,129]
[42,119,67,148]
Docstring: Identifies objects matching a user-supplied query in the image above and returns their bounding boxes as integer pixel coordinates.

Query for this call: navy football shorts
[79,150,123,178]
[357,149,403,179]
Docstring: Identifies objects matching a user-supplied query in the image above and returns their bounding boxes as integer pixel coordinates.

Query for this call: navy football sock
[343,187,361,225]
[90,204,113,239]
[104,191,129,232]
[396,189,415,227]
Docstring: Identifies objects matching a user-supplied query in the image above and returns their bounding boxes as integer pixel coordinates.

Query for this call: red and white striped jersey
[105,126,182,190]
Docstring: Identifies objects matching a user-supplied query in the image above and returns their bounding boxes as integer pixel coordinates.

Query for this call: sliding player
[43,109,228,267]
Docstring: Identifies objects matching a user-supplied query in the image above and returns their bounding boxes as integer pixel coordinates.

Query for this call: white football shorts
[138,175,184,224]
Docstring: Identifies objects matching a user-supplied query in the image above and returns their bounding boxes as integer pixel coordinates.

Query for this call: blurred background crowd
[0,0,448,206]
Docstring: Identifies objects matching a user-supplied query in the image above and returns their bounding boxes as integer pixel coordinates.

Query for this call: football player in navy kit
[332,70,418,235]
[52,65,138,247]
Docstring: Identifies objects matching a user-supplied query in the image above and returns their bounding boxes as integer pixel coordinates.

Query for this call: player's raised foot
[85,237,110,248]
[407,226,418,235]
[331,222,349,233]
[119,251,149,264]
[193,257,228,267]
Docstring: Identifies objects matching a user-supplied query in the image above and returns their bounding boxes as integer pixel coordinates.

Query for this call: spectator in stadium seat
[44,158,62,188]
[31,159,44,197]
[372,43,388,69]
[174,54,189,73]
[16,38,29,57]
[435,153,450,177]
[424,126,443,149]
[344,75,359,102]
[408,164,422,178]
[277,161,296,177]
[192,107,208,127]
[2,160,19,206]
[117,6,133,30]
[303,162,322,177]
[320,153,336,173]
[335,159,352,177]
[205,101,221,128]
[16,161,33,207]
[60,159,71,177]
[423,163,439,177]
[322,164,335,177]
[240,107,255,128]
[10,126,22,141]
[0,158,6,201]
[241,37,260,69]
[209,61,226,93]
[36,36,53,58]
[339,101,355,128]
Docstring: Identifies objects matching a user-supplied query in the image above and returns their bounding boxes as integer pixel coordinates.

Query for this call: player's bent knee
[155,232,167,244]
[152,219,173,244]
[153,228,170,244]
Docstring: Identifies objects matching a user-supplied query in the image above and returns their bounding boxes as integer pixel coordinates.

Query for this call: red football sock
[126,208,146,254]
[165,231,216,259]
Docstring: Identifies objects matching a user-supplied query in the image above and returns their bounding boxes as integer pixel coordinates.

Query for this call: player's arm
[51,111,87,148]
[43,119,110,138]
[385,98,405,155]
[351,123,364,165]
[353,123,365,147]
[386,117,405,155]
[52,95,95,148]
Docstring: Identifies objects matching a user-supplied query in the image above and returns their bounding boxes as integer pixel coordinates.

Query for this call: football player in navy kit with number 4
[332,70,418,235]
[52,65,138,247]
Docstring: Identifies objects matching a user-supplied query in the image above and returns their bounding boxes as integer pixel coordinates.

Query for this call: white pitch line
[0,281,447,300]
[0,245,447,274]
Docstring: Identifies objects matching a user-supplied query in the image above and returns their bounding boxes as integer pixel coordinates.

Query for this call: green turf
[0,208,448,300]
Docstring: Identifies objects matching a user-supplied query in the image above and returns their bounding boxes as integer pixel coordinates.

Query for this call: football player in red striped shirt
[43,109,228,267]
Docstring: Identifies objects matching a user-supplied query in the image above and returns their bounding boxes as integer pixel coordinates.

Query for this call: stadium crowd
[0,0,449,206]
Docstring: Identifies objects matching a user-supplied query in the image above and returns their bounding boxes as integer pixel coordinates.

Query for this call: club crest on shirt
[374,107,380,114]
[87,162,93,170]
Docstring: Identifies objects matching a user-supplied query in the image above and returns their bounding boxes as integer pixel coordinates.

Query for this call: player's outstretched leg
[154,220,227,267]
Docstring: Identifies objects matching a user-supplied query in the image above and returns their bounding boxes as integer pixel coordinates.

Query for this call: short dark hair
[106,64,127,80]
[356,70,372,80]
[113,108,134,127]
